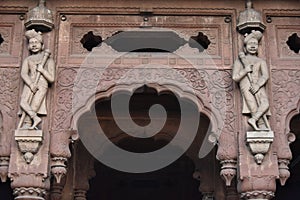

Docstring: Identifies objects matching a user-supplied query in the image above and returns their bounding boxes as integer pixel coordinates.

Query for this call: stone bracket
[246,131,274,164]
[15,129,43,164]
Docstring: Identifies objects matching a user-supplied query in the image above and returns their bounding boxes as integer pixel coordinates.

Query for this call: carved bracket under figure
[14,129,43,164]
[246,131,274,164]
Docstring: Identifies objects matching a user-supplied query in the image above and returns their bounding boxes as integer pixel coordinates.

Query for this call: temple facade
[0,0,299,199]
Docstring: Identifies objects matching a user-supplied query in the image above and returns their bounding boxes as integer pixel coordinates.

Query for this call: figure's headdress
[25,29,43,43]
[244,30,263,44]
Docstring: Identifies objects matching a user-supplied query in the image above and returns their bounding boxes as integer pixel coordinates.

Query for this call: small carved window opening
[80,31,102,51]
[104,31,186,52]
[188,32,211,52]
[286,33,300,54]
[0,34,4,46]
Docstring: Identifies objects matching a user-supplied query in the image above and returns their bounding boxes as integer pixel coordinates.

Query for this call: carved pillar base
[202,192,214,200]
[0,156,9,182]
[13,187,46,200]
[74,189,87,200]
[50,177,66,200]
[220,159,237,186]
[240,191,275,200]
[246,131,274,164]
[15,130,43,164]
[51,157,67,184]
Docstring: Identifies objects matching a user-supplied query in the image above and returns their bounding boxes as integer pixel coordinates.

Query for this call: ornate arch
[71,82,219,139]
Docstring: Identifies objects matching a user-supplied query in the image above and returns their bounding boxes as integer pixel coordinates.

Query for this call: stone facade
[0,0,299,199]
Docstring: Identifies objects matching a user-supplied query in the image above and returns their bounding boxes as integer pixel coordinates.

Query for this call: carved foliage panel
[0,68,19,155]
[53,65,235,142]
[271,69,300,160]
[0,14,23,67]
[272,69,300,132]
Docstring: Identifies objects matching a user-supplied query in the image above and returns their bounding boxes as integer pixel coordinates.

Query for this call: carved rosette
[14,130,43,164]
[0,156,9,182]
[13,187,47,200]
[220,160,237,186]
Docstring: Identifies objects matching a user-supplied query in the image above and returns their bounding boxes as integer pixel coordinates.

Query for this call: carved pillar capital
[278,159,290,186]
[220,159,237,186]
[50,157,67,184]
[0,156,9,182]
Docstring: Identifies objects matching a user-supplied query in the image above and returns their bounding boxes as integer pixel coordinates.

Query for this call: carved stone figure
[18,29,55,129]
[233,30,270,131]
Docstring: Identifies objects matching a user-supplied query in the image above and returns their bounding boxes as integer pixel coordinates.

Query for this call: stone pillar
[73,142,95,200]
[49,176,66,200]
[50,129,76,184]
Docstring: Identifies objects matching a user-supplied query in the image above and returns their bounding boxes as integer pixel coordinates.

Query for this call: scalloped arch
[71,83,219,136]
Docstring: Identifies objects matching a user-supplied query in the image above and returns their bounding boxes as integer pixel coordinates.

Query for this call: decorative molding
[0,6,28,13]
[240,190,275,200]
[13,187,46,200]
[56,6,235,15]
[263,9,300,17]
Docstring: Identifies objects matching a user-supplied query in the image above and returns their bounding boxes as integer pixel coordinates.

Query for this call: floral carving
[57,68,77,87]
[0,68,19,117]
[272,69,300,126]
